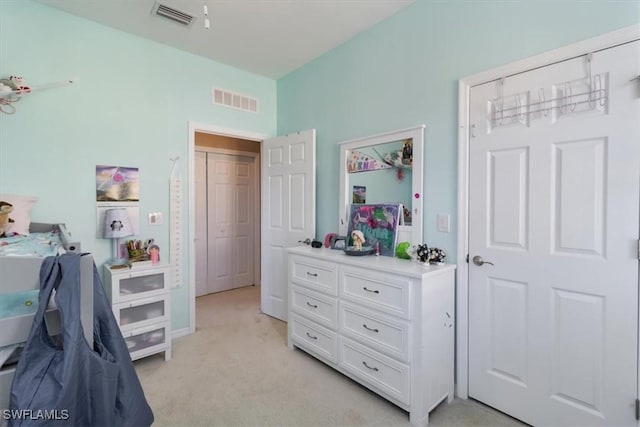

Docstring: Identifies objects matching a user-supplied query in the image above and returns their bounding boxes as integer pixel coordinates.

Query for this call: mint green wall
[277,0,639,260]
[0,1,277,331]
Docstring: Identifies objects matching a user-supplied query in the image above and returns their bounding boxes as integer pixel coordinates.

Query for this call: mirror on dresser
[338,125,425,247]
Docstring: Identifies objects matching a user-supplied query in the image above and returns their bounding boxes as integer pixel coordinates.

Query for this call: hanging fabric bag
[90,262,154,427]
[9,253,153,426]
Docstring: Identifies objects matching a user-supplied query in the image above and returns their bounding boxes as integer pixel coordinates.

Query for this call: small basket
[127,249,149,263]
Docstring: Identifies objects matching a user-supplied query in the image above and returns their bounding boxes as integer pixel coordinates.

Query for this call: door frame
[188,121,269,334]
[194,146,260,296]
[456,24,640,399]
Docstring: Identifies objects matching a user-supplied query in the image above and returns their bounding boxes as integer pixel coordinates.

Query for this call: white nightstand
[103,264,172,361]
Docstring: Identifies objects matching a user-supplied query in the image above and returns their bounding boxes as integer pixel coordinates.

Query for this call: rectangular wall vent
[152,2,195,26]
[212,88,259,113]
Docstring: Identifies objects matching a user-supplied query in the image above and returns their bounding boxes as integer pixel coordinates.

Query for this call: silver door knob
[298,238,312,245]
[472,255,494,266]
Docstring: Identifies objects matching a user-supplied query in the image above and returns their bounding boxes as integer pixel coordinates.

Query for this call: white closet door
[468,41,639,426]
[194,151,208,297]
[232,156,255,288]
[207,153,255,294]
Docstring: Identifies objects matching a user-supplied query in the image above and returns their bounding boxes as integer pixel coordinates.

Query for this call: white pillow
[0,194,38,236]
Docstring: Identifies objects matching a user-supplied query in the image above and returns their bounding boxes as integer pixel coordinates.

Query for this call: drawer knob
[306,301,318,309]
[362,324,379,333]
[362,361,379,372]
[363,286,379,294]
[306,272,318,277]
[306,332,318,340]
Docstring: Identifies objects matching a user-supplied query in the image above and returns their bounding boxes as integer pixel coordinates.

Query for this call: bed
[0,223,94,413]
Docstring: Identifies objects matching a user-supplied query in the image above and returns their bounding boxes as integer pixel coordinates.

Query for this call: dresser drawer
[290,256,338,296]
[339,301,410,362]
[113,293,169,332]
[123,321,171,361]
[339,336,410,405]
[291,284,338,329]
[105,266,170,304]
[340,266,411,320]
[290,313,337,364]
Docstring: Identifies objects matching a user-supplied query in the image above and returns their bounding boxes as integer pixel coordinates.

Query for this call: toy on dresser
[351,230,365,250]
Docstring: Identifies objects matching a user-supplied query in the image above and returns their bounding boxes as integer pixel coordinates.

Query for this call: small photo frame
[352,185,366,204]
[329,235,348,250]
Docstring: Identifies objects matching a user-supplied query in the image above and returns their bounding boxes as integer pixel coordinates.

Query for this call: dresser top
[287,246,456,278]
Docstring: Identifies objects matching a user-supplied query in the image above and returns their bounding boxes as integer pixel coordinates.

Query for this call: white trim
[187,121,269,335]
[456,79,470,399]
[171,327,191,340]
[456,24,640,400]
[338,125,426,147]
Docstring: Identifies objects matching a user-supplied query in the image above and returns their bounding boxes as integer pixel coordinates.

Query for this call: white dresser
[287,246,455,426]
[103,264,172,361]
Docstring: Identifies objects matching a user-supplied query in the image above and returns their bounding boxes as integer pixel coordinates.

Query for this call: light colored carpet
[134,286,526,427]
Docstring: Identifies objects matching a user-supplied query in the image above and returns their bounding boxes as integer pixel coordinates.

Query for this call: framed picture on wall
[346,203,400,257]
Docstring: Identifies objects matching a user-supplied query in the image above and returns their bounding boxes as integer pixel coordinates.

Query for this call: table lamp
[104,208,134,265]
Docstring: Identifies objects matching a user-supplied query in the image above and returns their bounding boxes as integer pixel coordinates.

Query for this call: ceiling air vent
[212,88,259,113]
[152,2,195,26]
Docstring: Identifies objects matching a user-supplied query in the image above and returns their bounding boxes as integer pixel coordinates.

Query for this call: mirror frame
[338,125,425,247]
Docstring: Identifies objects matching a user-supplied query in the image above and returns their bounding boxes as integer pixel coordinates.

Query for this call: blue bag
[9,253,154,427]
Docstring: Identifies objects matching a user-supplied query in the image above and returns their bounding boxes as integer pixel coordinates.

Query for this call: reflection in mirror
[339,126,424,247]
[348,139,413,224]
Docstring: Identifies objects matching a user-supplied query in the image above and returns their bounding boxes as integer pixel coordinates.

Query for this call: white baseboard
[171,327,191,340]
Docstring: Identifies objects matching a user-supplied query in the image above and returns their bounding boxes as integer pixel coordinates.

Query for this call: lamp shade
[103,208,134,239]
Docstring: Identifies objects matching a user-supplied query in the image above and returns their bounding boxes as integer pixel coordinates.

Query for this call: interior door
[195,151,208,297]
[207,153,255,294]
[468,41,640,426]
[231,154,255,288]
[261,129,316,321]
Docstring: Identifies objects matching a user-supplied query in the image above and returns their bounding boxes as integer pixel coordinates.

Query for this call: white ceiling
[36,0,414,79]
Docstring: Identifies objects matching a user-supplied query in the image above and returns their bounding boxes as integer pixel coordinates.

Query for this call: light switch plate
[437,214,450,233]
[149,212,163,225]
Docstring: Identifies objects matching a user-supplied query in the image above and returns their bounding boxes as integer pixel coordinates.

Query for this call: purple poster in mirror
[347,204,400,257]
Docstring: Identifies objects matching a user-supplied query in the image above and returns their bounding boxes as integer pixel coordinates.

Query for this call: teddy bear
[0,201,15,237]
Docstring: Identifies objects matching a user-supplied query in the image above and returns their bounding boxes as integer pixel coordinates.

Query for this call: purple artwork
[347,204,400,257]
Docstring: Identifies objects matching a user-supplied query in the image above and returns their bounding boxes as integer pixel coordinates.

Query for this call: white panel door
[208,154,233,293]
[195,151,208,297]
[207,153,255,294]
[232,158,255,288]
[468,41,639,426]
[261,129,316,321]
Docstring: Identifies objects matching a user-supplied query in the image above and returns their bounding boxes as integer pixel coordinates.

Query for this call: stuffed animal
[0,83,12,96]
[0,202,15,237]
[414,244,429,263]
[9,76,30,93]
[395,241,412,259]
